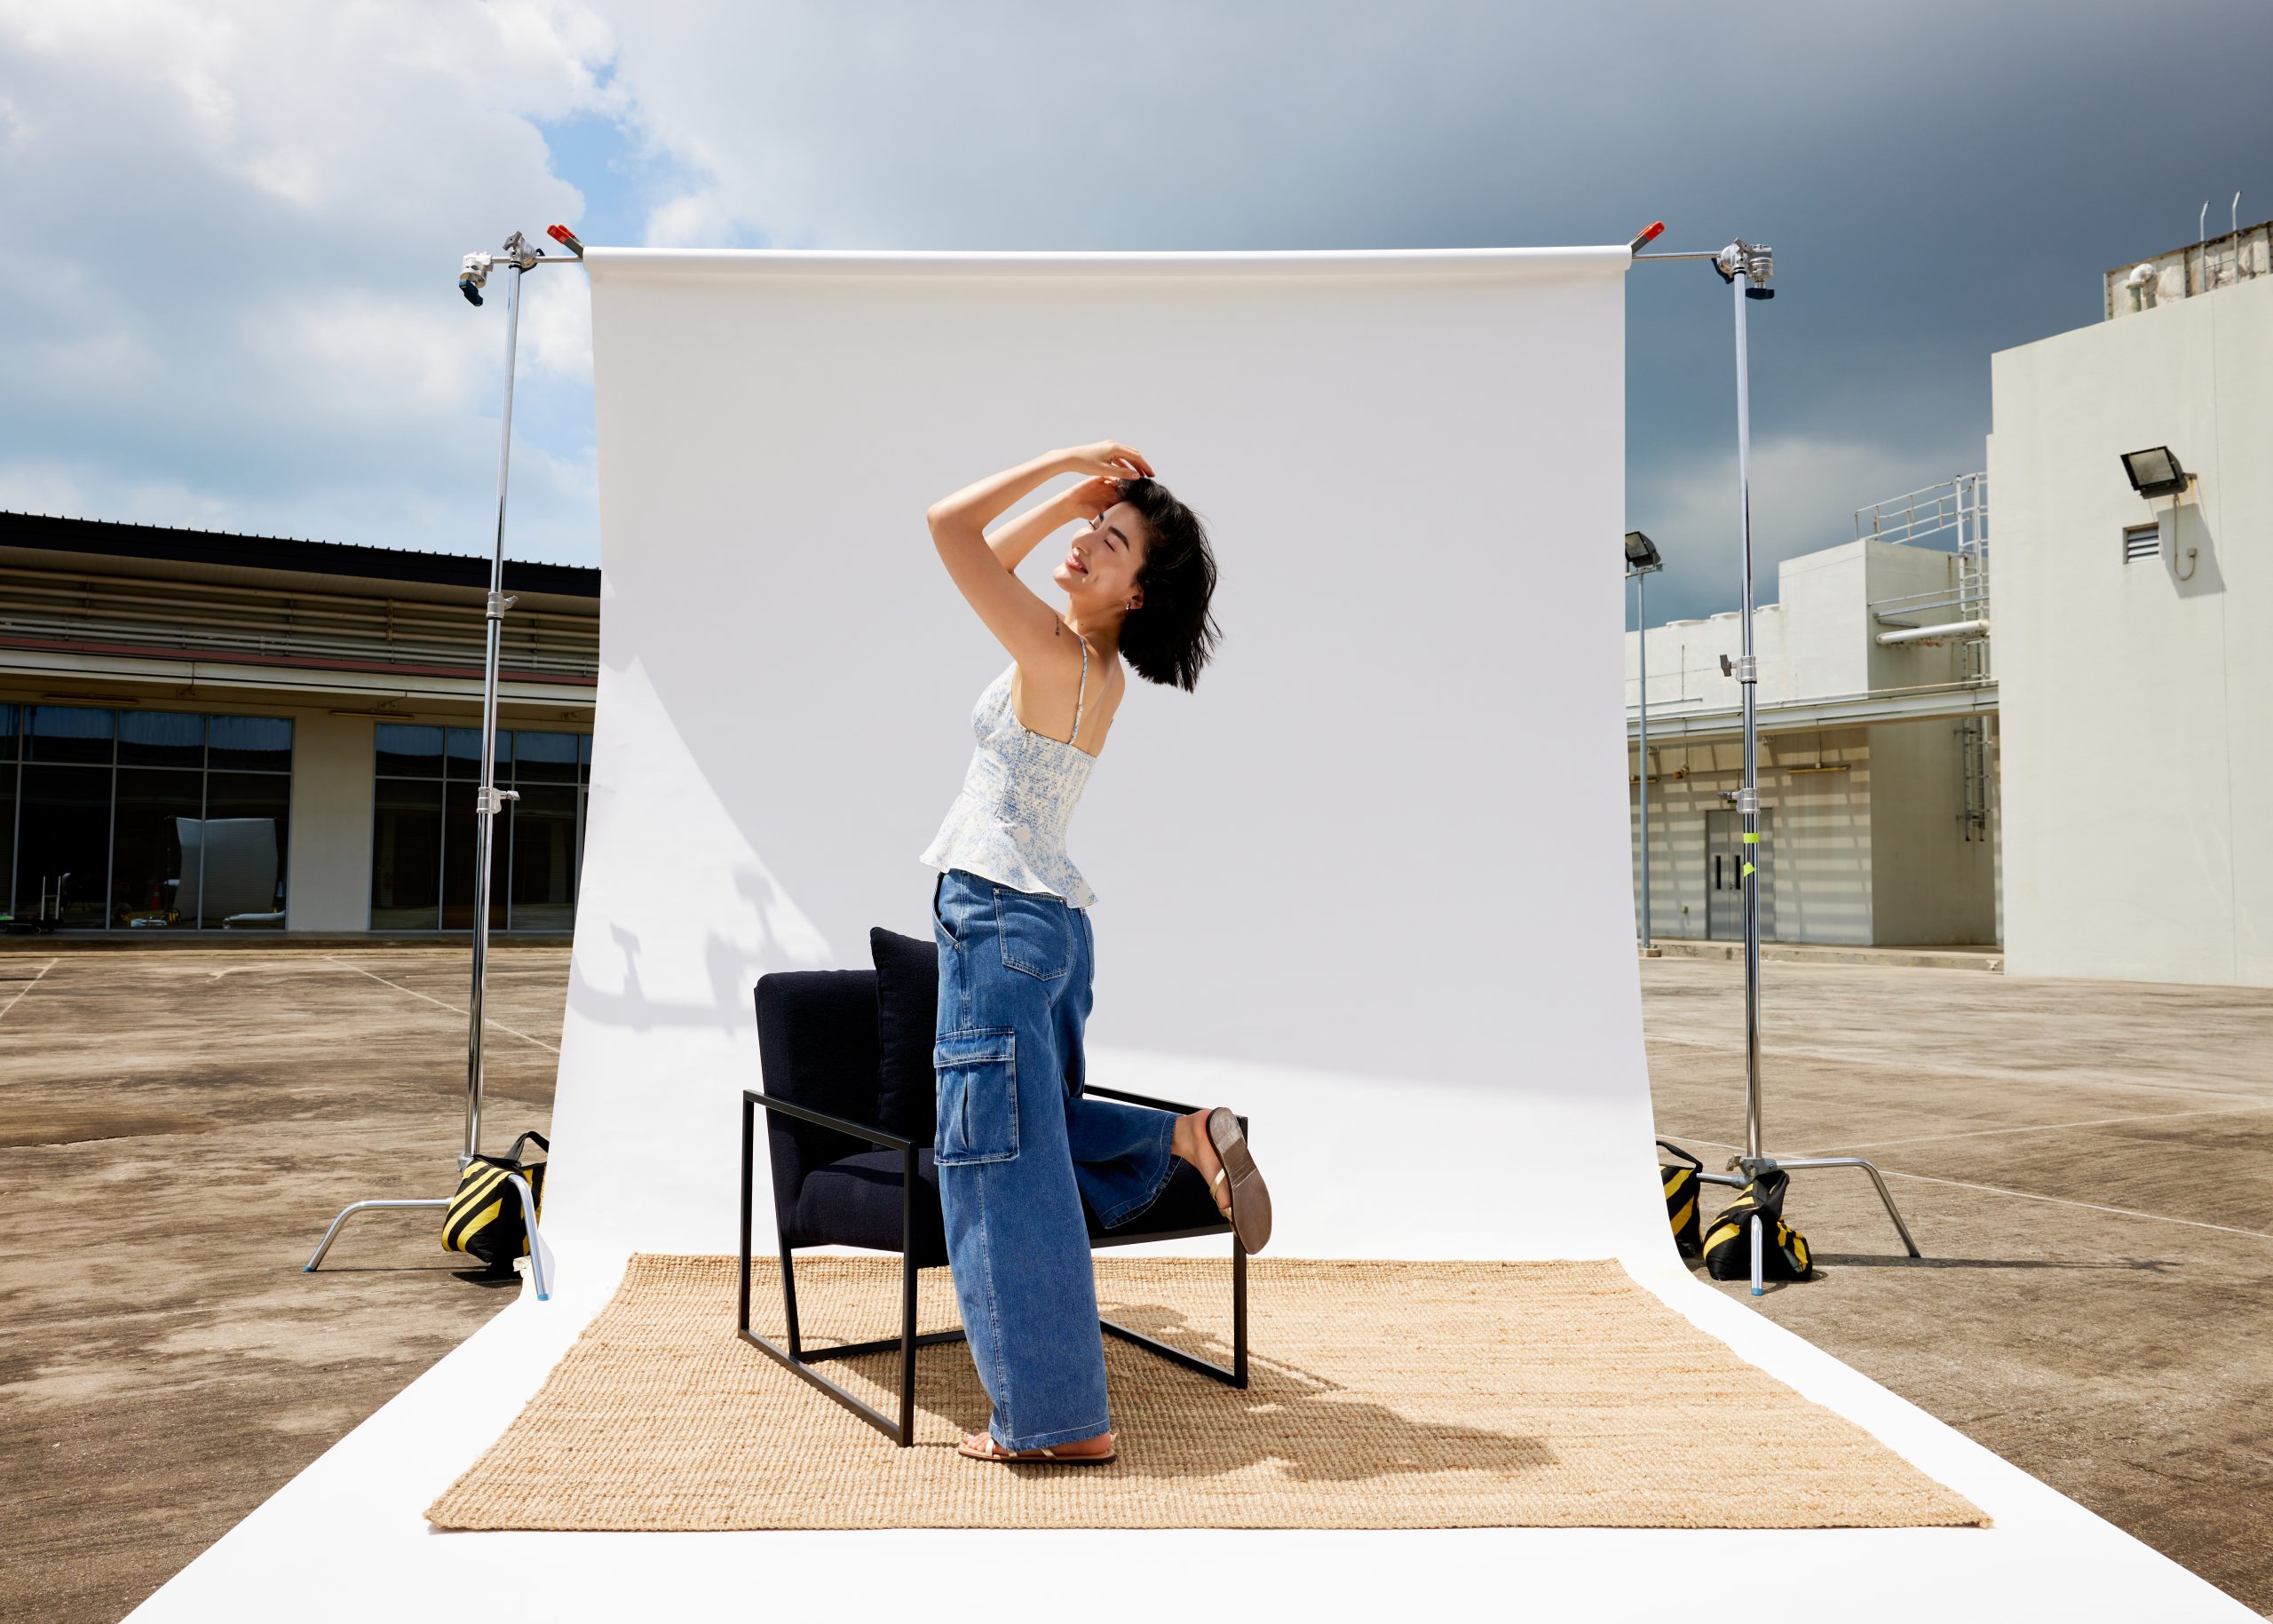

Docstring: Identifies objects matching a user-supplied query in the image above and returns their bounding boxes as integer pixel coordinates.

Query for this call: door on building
[1705,807,1777,942]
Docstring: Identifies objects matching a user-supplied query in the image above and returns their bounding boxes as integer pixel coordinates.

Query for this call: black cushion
[753,970,888,1238]
[868,925,940,1146]
[794,1147,950,1267]
[790,1141,1230,1268]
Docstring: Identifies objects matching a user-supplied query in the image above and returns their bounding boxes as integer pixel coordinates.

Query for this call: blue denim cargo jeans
[931,867,1180,1452]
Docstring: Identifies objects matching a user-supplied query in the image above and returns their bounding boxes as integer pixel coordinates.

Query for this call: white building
[1989,221,2273,986]
[1627,494,2000,947]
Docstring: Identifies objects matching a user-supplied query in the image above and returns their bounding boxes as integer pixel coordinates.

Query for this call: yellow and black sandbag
[1701,1167,1812,1282]
[443,1130,548,1275]
[1657,1140,1704,1257]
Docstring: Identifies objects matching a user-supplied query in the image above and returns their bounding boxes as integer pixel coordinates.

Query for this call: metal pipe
[1874,618,1991,646]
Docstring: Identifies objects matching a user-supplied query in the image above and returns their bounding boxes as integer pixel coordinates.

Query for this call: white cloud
[0,0,618,560]
[0,458,90,517]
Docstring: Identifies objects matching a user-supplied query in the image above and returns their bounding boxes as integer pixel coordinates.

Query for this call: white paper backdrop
[546,245,1662,1268]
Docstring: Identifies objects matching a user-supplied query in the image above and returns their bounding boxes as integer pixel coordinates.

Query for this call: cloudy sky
[4,0,2269,621]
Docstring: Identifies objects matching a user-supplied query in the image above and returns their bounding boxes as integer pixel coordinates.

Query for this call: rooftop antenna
[304,225,588,1297]
[1630,221,1923,1296]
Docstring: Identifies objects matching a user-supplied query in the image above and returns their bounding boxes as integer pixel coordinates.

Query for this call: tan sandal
[1207,1106,1272,1255]
[956,1430,1118,1466]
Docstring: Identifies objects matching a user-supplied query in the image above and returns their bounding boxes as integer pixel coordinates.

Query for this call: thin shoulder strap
[1070,635,1088,746]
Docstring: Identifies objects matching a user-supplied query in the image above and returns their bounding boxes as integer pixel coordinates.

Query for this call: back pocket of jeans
[994,890,1073,980]
[933,1026,1018,1165]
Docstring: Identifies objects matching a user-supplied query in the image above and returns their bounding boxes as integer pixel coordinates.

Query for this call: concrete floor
[1,948,2266,1620]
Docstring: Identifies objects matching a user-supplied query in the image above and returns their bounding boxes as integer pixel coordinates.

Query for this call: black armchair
[741,938,1248,1447]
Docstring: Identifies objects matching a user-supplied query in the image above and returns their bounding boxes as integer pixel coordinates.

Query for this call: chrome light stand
[304,227,584,1298]
[1630,226,1921,1295]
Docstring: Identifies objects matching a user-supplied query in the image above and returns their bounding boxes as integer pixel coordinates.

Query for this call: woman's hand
[1063,475,1125,521]
[1057,440,1154,481]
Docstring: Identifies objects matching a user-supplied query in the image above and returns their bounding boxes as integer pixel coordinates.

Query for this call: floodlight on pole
[1624,531,1663,956]
[1630,223,1921,1296]
[305,226,586,1297]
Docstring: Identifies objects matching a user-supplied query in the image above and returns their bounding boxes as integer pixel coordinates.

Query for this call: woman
[918,440,1271,1467]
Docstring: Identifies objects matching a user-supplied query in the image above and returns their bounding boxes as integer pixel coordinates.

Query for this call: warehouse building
[1627,479,2000,948]
[0,513,596,935]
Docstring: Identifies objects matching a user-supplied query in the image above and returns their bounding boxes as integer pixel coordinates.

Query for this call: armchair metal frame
[739,1084,1248,1446]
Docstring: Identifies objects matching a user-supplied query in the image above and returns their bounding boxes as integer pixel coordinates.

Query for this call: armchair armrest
[743,1089,915,1153]
[1081,1083,1248,1137]
[1083,1082,1199,1115]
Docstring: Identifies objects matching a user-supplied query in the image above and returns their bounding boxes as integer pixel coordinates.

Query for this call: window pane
[441,779,506,930]
[0,703,18,762]
[197,772,289,927]
[373,777,442,929]
[118,711,205,770]
[508,783,579,930]
[511,730,578,784]
[447,727,508,780]
[0,765,15,915]
[111,768,204,928]
[579,732,591,772]
[208,714,292,772]
[17,764,109,927]
[28,706,113,764]
[376,724,444,778]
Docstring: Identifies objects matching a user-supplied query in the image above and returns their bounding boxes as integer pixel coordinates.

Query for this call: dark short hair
[1113,477,1221,692]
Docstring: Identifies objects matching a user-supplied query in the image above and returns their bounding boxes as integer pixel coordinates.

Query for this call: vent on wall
[2123,523,2161,563]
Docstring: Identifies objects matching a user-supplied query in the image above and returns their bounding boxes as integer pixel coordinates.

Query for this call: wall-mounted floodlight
[2121,446,2189,499]
[1623,529,1663,573]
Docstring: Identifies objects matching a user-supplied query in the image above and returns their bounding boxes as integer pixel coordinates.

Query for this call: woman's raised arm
[925,441,1151,540]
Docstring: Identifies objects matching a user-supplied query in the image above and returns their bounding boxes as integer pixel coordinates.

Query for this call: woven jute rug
[424,1254,1988,1532]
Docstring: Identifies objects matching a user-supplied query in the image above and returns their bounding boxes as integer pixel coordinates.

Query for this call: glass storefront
[0,704,293,930]
[371,725,590,931]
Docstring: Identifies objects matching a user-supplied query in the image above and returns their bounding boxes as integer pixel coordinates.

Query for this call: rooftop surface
[1,947,2264,1619]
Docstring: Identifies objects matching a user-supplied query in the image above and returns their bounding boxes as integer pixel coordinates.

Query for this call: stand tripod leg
[501,1172,550,1300]
[304,1198,450,1271]
[1777,1155,1921,1257]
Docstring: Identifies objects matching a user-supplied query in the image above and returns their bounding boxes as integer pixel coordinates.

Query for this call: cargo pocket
[933,1026,1018,1165]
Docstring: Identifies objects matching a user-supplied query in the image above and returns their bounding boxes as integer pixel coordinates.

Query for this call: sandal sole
[956,1440,1118,1466]
[1206,1105,1272,1254]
